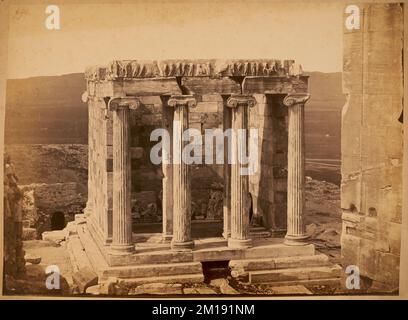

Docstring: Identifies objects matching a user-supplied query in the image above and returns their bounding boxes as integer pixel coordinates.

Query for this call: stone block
[194,102,218,113]
[24,253,41,265]
[249,265,342,284]
[131,283,183,295]
[42,230,66,244]
[341,234,360,267]
[72,266,99,294]
[270,285,312,295]
[340,175,362,211]
[22,228,37,240]
[365,3,403,32]
[219,282,239,295]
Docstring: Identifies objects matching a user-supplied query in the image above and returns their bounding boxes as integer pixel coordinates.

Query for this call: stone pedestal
[108,98,140,254]
[227,94,256,249]
[168,95,197,251]
[283,93,310,246]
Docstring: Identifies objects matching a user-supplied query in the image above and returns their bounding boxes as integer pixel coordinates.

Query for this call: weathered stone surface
[72,266,99,294]
[85,59,297,80]
[341,3,403,291]
[195,287,218,294]
[22,227,38,240]
[130,283,183,295]
[42,230,66,244]
[219,281,239,295]
[270,285,312,295]
[24,254,41,265]
[249,265,342,284]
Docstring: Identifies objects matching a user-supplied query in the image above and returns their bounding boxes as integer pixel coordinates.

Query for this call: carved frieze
[85,59,300,81]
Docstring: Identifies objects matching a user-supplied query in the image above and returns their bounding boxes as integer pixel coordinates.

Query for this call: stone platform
[66,216,341,287]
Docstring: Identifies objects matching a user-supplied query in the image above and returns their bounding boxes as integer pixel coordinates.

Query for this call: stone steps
[114,273,205,286]
[230,254,330,272]
[229,254,341,287]
[100,262,203,281]
[67,218,205,285]
[249,265,342,285]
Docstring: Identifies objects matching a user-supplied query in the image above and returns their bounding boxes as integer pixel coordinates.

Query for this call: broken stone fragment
[24,253,41,265]
[219,281,239,295]
[42,230,66,244]
[85,284,103,295]
[130,283,183,295]
[72,266,98,294]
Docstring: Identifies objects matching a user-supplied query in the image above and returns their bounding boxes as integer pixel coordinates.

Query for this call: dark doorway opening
[51,212,66,230]
[202,260,230,283]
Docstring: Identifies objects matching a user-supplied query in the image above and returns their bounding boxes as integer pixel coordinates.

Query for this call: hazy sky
[7,1,344,79]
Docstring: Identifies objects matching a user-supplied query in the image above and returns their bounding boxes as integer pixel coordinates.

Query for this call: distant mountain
[304,72,345,160]
[4,72,345,160]
[5,73,88,144]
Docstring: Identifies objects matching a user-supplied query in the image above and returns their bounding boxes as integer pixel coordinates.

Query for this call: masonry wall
[88,97,111,242]
[20,182,84,236]
[341,3,403,290]
[249,94,288,233]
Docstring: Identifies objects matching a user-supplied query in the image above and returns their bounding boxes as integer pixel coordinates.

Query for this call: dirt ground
[304,177,341,264]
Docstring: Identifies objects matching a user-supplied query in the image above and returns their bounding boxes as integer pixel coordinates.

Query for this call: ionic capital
[226,94,257,108]
[283,93,310,107]
[167,95,197,108]
[108,97,141,112]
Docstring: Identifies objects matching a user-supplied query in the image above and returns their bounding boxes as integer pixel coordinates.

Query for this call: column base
[83,205,92,217]
[171,240,194,251]
[222,231,231,239]
[284,234,309,246]
[228,238,252,249]
[162,234,173,243]
[109,244,135,255]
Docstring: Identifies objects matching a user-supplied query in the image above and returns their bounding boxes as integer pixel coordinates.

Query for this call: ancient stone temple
[70,59,341,286]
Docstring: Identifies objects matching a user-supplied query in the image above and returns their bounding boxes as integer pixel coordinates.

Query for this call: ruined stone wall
[20,182,85,236]
[249,94,288,233]
[341,3,403,290]
[3,156,25,278]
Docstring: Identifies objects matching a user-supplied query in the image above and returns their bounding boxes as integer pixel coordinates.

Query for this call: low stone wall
[20,182,86,236]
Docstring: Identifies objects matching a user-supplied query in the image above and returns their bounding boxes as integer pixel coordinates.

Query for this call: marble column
[160,95,174,242]
[222,95,232,239]
[227,94,256,249]
[283,93,310,246]
[108,97,139,254]
[168,95,197,251]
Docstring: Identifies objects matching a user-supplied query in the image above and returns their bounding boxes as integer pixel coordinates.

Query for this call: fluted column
[283,93,310,246]
[222,95,232,239]
[160,95,174,242]
[168,95,197,251]
[108,97,139,254]
[227,94,256,249]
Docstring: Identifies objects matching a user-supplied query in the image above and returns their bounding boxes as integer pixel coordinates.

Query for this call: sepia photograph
[0,0,406,302]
